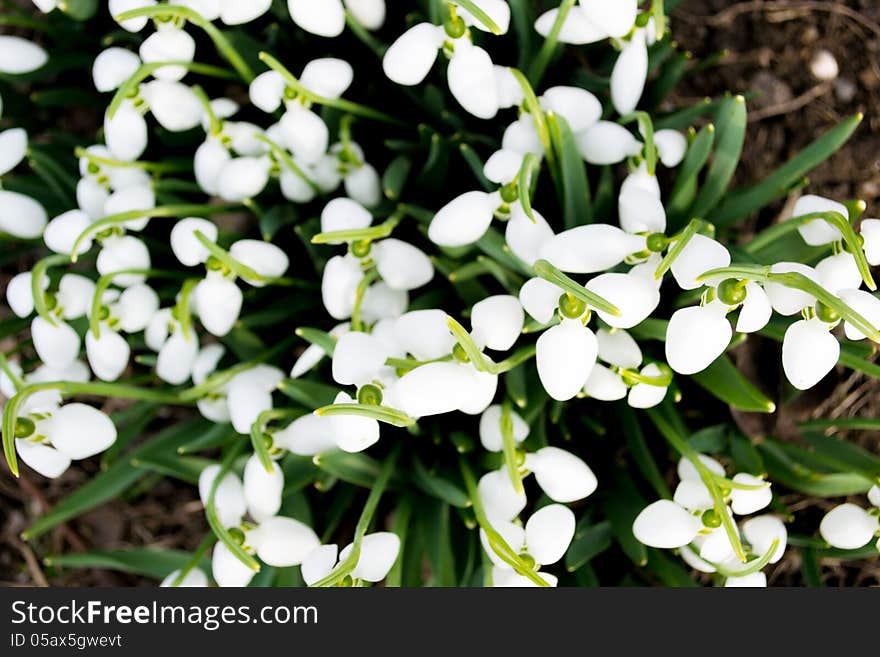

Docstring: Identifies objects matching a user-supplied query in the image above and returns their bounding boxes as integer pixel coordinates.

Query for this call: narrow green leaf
[277,378,339,408]
[603,471,649,567]
[668,124,715,227]
[690,354,776,413]
[382,155,411,200]
[547,112,592,228]
[565,520,612,572]
[411,456,470,508]
[758,440,874,497]
[800,431,880,482]
[45,549,202,580]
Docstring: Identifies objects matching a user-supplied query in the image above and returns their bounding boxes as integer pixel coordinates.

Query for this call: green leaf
[667,123,715,228]
[602,471,649,567]
[619,404,671,498]
[729,431,766,476]
[710,114,862,227]
[688,95,746,219]
[314,450,387,489]
[382,155,411,200]
[458,143,494,191]
[547,112,592,228]
[690,354,776,413]
[800,431,880,482]
[516,151,541,224]
[45,549,203,580]
[130,453,213,485]
[278,378,339,408]
[758,439,875,497]
[645,549,699,587]
[421,499,457,586]
[295,327,336,356]
[565,520,612,572]
[411,457,470,508]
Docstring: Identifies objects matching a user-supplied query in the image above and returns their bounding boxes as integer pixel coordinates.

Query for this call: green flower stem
[193,231,290,286]
[191,85,221,136]
[711,474,770,491]
[258,52,405,126]
[491,345,537,375]
[73,147,188,174]
[254,134,320,193]
[652,0,666,40]
[311,212,403,244]
[350,268,379,332]
[385,355,454,373]
[174,278,201,341]
[454,0,503,34]
[516,152,541,224]
[620,366,673,387]
[619,111,658,176]
[206,438,261,572]
[169,533,216,587]
[528,0,577,86]
[0,352,24,390]
[500,402,524,494]
[460,459,551,587]
[698,264,880,343]
[310,446,401,587]
[313,403,416,428]
[703,538,780,579]
[113,5,255,82]
[508,68,554,171]
[345,13,385,57]
[654,218,704,280]
[107,60,237,120]
[3,381,190,477]
[70,204,239,261]
[746,210,875,291]
[646,408,748,562]
[30,254,69,326]
[447,316,493,372]
[250,409,305,472]
[533,259,621,317]
[90,269,186,339]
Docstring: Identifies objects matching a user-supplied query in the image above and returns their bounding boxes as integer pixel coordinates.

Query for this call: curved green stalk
[113,5,255,81]
[704,538,780,579]
[350,268,379,332]
[169,533,216,587]
[311,213,402,245]
[620,111,658,175]
[74,147,188,174]
[30,254,69,327]
[254,134,320,193]
[454,0,503,34]
[174,278,200,341]
[89,269,185,339]
[508,68,553,165]
[654,219,704,280]
[314,403,415,428]
[533,259,621,317]
[192,231,289,286]
[500,402,523,494]
[528,0,577,85]
[310,446,401,587]
[250,408,305,472]
[191,85,221,136]
[516,152,541,224]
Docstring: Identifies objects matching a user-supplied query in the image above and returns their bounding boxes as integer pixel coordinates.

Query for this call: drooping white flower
[0,190,48,239]
[0,35,48,74]
[525,446,598,503]
[138,23,196,81]
[670,235,731,290]
[632,499,703,549]
[781,318,839,390]
[537,319,598,401]
[470,295,524,352]
[428,190,502,247]
[539,225,645,274]
[791,194,846,246]
[302,532,400,585]
[666,301,732,375]
[610,29,648,116]
[0,128,28,177]
[819,503,879,550]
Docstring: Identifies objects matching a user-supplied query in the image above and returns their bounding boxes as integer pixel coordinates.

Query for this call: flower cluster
[1,0,878,588]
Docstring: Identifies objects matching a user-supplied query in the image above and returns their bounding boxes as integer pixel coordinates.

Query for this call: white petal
[0,35,48,74]
[300,58,354,99]
[227,379,274,434]
[109,0,157,32]
[518,277,561,324]
[670,234,731,290]
[666,303,732,375]
[344,532,400,582]
[576,121,641,164]
[583,364,627,400]
[331,331,389,386]
[194,137,231,196]
[526,446,598,503]
[86,328,130,381]
[44,210,92,256]
[525,504,575,566]
[243,455,284,522]
[215,157,271,202]
[724,572,767,588]
[329,397,380,453]
[735,283,772,333]
[0,128,27,176]
[138,26,195,81]
[838,289,880,341]
[302,544,339,585]
[32,317,80,369]
[471,295,524,351]
[632,500,701,548]
[860,218,880,266]
[534,7,605,45]
[171,217,218,267]
[48,403,116,460]
[391,362,471,418]
[596,328,642,369]
[199,465,246,529]
[321,255,364,320]
[586,272,661,329]
[626,363,668,409]
[394,310,456,360]
[867,485,880,508]
[741,515,786,563]
[6,272,38,318]
[816,252,862,296]
[673,480,714,511]
[345,0,385,29]
[819,503,878,550]
[540,224,645,274]
[536,320,597,401]
[447,43,499,120]
[253,516,320,567]
[249,71,286,113]
[478,470,526,524]
[273,414,338,456]
[619,175,666,234]
[654,129,688,167]
[541,86,602,133]
[782,318,839,390]
[287,0,346,37]
[141,80,202,131]
[160,568,208,587]
[382,23,444,86]
[360,282,408,324]
[610,31,648,115]
[505,204,555,266]
[792,195,845,246]
[373,239,434,291]
[580,0,638,37]
[220,0,271,24]
[764,262,820,316]
[194,274,243,337]
[211,542,254,587]
[280,105,328,165]
[96,235,151,287]
[729,474,773,516]
[229,239,289,286]
[478,404,528,452]
[104,101,147,162]
[0,190,48,239]
[344,163,382,208]
[156,331,198,385]
[677,454,725,482]
[16,440,70,479]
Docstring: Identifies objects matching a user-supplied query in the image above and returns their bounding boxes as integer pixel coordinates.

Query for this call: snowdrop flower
[781,317,840,390]
[0,35,48,74]
[478,405,528,452]
[470,295,524,352]
[138,22,196,81]
[790,194,846,246]
[0,128,27,178]
[819,491,880,550]
[0,190,48,240]
[15,403,117,479]
[109,0,157,32]
[199,464,247,528]
[160,568,208,587]
[191,344,231,423]
[666,300,732,375]
[243,454,284,522]
[525,447,598,503]
[859,218,880,266]
[288,0,386,37]
[537,318,598,401]
[291,323,350,378]
[535,0,638,45]
[302,532,400,585]
[633,499,704,549]
[96,235,151,287]
[539,225,646,274]
[226,365,285,434]
[428,189,503,247]
[610,28,649,115]
[179,0,273,25]
[391,360,496,419]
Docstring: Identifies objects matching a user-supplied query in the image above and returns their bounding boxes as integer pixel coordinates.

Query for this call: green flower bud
[701,509,722,529]
[646,233,669,253]
[350,240,372,259]
[357,384,384,406]
[558,293,587,320]
[716,278,747,306]
[815,301,839,324]
[14,417,36,439]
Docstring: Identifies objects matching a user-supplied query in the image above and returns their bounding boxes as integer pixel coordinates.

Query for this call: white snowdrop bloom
[763,262,820,316]
[199,465,246,529]
[382,23,446,86]
[371,239,434,292]
[42,403,117,460]
[216,0,272,24]
[331,332,390,387]
[243,454,284,522]
[300,58,355,99]
[31,0,59,12]
[815,252,861,295]
[576,121,641,164]
[495,67,525,110]
[194,272,243,337]
[193,350,231,423]
[838,289,880,341]
[518,277,562,324]
[343,160,382,209]
[303,532,400,584]
[6,272,44,318]
[632,500,702,549]
[145,308,173,351]
[627,363,669,408]
[867,485,880,508]
[109,0,157,32]
[279,104,329,166]
[535,6,605,45]
[482,507,572,579]
[479,405,528,452]
[103,183,155,232]
[291,322,349,378]
[0,360,22,397]
[729,474,773,516]
[138,24,195,81]
[15,440,71,479]
[320,197,373,238]
[471,295,524,351]
[536,319,598,401]
[653,129,688,168]
[249,70,286,113]
[503,115,543,156]
[666,302,732,375]
[525,446,598,503]
[504,204,555,266]
[327,391,381,453]
[300,544,339,585]
[457,365,498,416]
[539,225,645,274]
[610,30,648,116]
[490,566,555,587]
[54,274,95,321]
[0,35,48,74]
[391,361,472,418]
[31,317,81,369]
[742,515,787,563]
[455,0,510,33]
[820,503,879,550]
[596,328,642,369]
[225,365,285,434]
[216,156,272,202]
[344,0,386,29]
[428,190,501,247]
[478,469,527,524]
[28,360,91,387]
[273,414,338,456]
[859,218,880,266]
[580,0,638,38]
[447,41,499,119]
[253,516,320,567]
[287,0,347,37]
[223,122,268,156]
[44,210,92,255]
[541,86,602,133]
[618,167,666,235]
[724,572,767,588]
[0,190,48,239]
[782,318,839,390]
[735,283,773,333]
[211,542,255,588]
[140,80,203,132]
[156,330,199,385]
[394,310,457,361]
[586,271,661,329]
[792,195,846,246]
[0,128,27,176]
[673,479,714,512]
[194,137,231,195]
[96,235,151,287]
[104,101,148,162]
[677,454,725,482]
[280,167,317,204]
[76,177,110,221]
[160,568,208,588]
[229,239,289,286]
[170,217,218,267]
[322,254,364,320]
[484,149,524,185]
[86,327,131,382]
[583,364,627,401]
[679,546,717,574]
[670,235,731,290]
